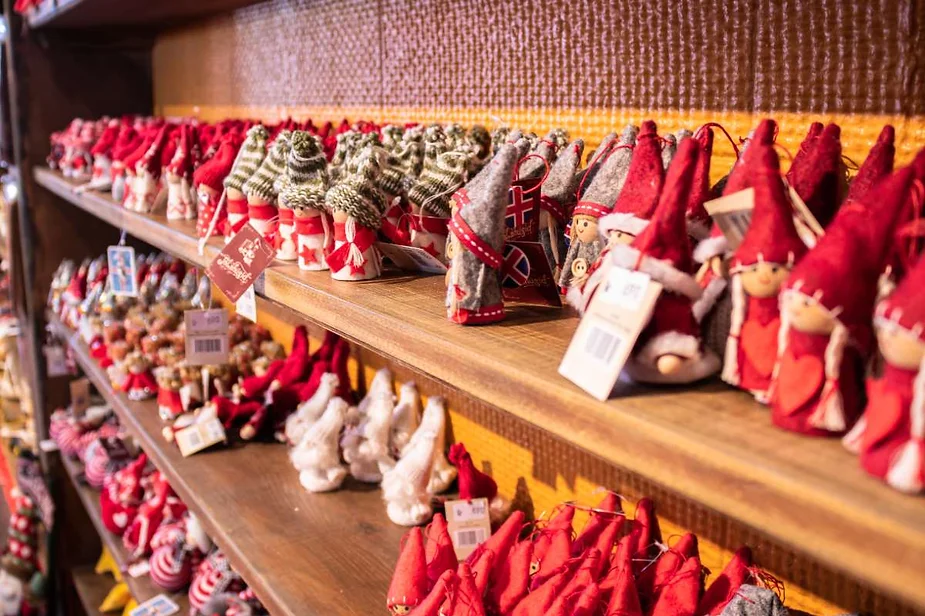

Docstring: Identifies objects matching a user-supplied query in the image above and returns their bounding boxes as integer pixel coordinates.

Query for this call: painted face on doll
[607,230,635,247]
[390,606,412,615]
[572,215,598,243]
[782,292,836,335]
[876,325,925,370]
[738,262,791,298]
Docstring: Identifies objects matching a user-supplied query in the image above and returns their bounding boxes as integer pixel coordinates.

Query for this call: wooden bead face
[877,326,925,370]
[738,262,791,299]
[783,292,836,335]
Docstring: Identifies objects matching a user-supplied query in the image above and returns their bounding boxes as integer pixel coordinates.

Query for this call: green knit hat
[445,123,466,149]
[223,125,269,191]
[244,130,291,201]
[468,125,492,161]
[376,148,407,199]
[422,125,449,171]
[396,139,424,179]
[408,150,469,217]
[381,125,405,151]
[325,147,386,230]
[279,131,329,212]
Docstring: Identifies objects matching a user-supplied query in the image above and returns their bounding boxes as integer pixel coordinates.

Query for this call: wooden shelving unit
[26,0,268,29]
[71,566,113,616]
[48,314,402,616]
[58,453,188,608]
[34,167,925,611]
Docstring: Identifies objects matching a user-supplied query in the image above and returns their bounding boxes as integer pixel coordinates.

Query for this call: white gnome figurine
[382,421,438,526]
[342,390,396,483]
[390,382,420,457]
[413,397,456,494]
[291,397,348,493]
[284,373,339,445]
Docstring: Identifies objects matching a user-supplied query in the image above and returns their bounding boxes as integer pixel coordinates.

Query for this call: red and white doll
[722,145,807,402]
[325,152,385,281]
[849,255,925,493]
[242,130,292,240]
[278,131,330,266]
[100,453,148,535]
[165,124,196,221]
[83,119,120,192]
[771,167,914,435]
[189,550,245,614]
[193,133,241,239]
[155,365,184,421]
[130,124,174,214]
[123,471,173,558]
[122,351,158,401]
[222,125,269,243]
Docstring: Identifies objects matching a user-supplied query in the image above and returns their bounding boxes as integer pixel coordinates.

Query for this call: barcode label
[185,430,203,449]
[176,418,226,457]
[454,528,486,548]
[194,338,223,353]
[585,324,622,365]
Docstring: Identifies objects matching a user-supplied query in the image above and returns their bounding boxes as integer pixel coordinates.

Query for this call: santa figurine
[0,489,43,616]
[277,131,330,264]
[407,151,470,260]
[722,145,808,402]
[165,124,196,221]
[122,351,158,401]
[849,254,925,493]
[445,144,519,324]
[83,119,120,192]
[131,124,173,214]
[223,125,269,242]
[290,397,349,493]
[193,133,241,239]
[771,166,914,435]
[155,365,184,421]
[113,124,151,206]
[538,139,584,277]
[325,150,386,281]
[242,130,292,240]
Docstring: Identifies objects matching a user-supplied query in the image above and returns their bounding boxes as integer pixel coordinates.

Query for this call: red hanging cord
[694,122,741,159]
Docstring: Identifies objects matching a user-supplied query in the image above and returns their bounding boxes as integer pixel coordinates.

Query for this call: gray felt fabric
[719,585,789,616]
[519,130,562,179]
[540,139,585,271]
[558,237,602,288]
[661,133,678,170]
[582,124,638,207]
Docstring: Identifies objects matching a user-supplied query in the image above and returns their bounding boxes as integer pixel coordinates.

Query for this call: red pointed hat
[790,121,824,171]
[489,539,532,614]
[193,134,241,193]
[166,125,192,177]
[604,545,643,616]
[732,145,807,269]
[722,118,778,197]
[138,124,173,177]
[786,122,843,228]
[448,443,498,501]
[387,527,429,611]
[413,569,458,616]
[425,514,458,586]
[599,120,665,235]
[111,126,141,163]
[847,125,895,202]
[685,125,716,237]
[648,556,704,616]
[449,563,487,616]
[609,138,702,299]
[159,126,180,170]
[91,120,120,157]
[121,128,157,173]
[697,546,753,615]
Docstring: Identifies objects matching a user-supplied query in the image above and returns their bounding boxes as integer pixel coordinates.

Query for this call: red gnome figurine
[771,167,914,435]
[722,145,808,402]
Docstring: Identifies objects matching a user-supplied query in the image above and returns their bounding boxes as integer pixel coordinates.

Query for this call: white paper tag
[130,593,179,616]
[703,188,754,252]
[786,181,824,248]
[445,497,491,559]
[377,242,448,274]
[184,309,229,366]
[176,417,227,457]
[43,344,70,377]
[559,267,662,401]
[127,560,150,578]
[107,245,138,298]
[235,285,257,322]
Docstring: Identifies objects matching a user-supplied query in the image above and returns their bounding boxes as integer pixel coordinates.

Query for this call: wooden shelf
[35,168,925,610]
[49,314,404,616]
[59,452,188,607]
[26,0,268,29]
[72,565,112,616]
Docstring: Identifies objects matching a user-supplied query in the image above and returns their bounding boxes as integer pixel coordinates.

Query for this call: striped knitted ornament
[279,132,329,212]
[491,127,511,155]
[223,125,269,192]
[381,125,405,151]
[468,125,492,161]
[396,139,425,179]
[445,123,467,150]
[423,126,449,170]
[244,130,291,202]
[408,151,470,217]
[325,149,386,230]
[377,148,408,199]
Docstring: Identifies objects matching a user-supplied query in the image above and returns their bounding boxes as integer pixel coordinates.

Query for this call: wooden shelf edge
[58,453,188,607]
[36,168,925,610]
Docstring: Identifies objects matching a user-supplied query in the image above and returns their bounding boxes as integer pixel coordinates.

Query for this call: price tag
[129,593,179,616]
[205,223,275,303]
[107,245,138,298]
[236,285,257,322]
[377,242,448,274]
[184,309,229,366]
[703,188,754,252]
[175,417,227,457]
[127,560,150,578]
[69,377,91,417]
[445,497,492,560]
[786,182,824,248]
[559,267,662,400]
[43,344,70,377]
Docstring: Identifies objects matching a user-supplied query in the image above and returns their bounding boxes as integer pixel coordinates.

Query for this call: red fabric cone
[572,493,622,557]
[411,569,458,616]
[786,123,843,228]
[531,528,571,588]
[789,122,824,172]
[696,546,753,615]
[847,125,895,202]
[628,499,661,577]
[468,547,494,596]
[647,556,703,616]
[239,360,285,400]
[603,537,643,616]
[723,119,778,196]
[510,570,567,616]
[193,134,241,193]
[273,326,311,389]
[546,504,575,533]
[91,121,120,157]
[449,564,487,616]
[611,120,665,223]
[685,127,716,234]
[468,510,524,584]
[637,533,699,604]
[425,515,458,588]
[487,539,532,615]
[388,527,429,612]
[448,443,498,501]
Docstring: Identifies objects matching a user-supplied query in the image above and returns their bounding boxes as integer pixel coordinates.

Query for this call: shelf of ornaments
[33,165,925,610]
[46,311,405,616]
[23,0,269,29]
[58,452,189,608]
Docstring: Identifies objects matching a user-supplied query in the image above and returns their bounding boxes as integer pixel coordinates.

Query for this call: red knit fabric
[612,120,664,221]
[425,514,458,589]
[847,126,895,202]
[697,546,753,616]
[637,533,699,604]
[786,123,843,228]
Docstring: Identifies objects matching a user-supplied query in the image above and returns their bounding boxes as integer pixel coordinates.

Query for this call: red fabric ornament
[599,120,664,237]
[602,536,643,616]
[627,498,661,578]
[637,533,699,605]
[571,493,622,557]
[448,563,487,616]
[412,569,458,616]
[847,125,895,202]
[467,510,524,584]
[697,546,753,615]
[388,527,429,612]
[647,556,703,616]
[448,443,497,501]
[786,123,843,228]
[486,538,531,615]
[530,528,570,588]
[425,514,458,589]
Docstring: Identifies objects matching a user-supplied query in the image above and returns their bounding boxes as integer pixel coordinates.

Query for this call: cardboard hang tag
[69,377,91,417]
[785,182,825,248]
[445,497,492,560]
[127,560,150,578]
[107,245,138,298]
[175,417,227,457]
[184,309,229,366]
[703,187,754,252]
[501,241,562,307]
[236,285,257,322]
[377,242,448,274]
[205,223,275,303]
[559,267,662,401]
[129,593,179,616]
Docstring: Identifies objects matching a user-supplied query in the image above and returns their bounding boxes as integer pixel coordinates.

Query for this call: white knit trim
[886,355,925,493]
[609,245,702,300]
[841,414,867,454]
[598,212,650,238]
[693,234,728,263]
[692,273,727,323]
[721,275,745,387]
[808,321,849,432]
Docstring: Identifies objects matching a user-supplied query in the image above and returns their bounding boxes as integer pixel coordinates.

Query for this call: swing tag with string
[184,308,229,366]
[703,188,754,252]
[107,229,138,297]
[377,242,448,274]
[784,180,824,248]
[445,497,491,559]
[235,285,257,322]
[205,223,275,303]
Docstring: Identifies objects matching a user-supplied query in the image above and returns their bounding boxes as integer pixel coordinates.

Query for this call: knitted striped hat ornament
[244,130,292,203]
[278,131,329,212]
[325,148,387,231]
[408,151,470,217]
[381,124,405,152]
[223,125,269,193]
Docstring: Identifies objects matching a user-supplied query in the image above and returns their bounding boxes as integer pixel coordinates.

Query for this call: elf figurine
[722,145,807,402]
[407,151,470,261]
[223,125,269,242]
[538,139,584,277]
[607,139,720,383]
[243,130,292,240]
[132,124,173,214]
[325,151,386,281]
[445,144,519,324]
[165,124,196,221]
[290,397,349,493]
[771,167,914,435]
[850,255,925,493]
[278,131,330,267]
[193,134,241,239]
[122,351,158,401]
[84,119,120,192]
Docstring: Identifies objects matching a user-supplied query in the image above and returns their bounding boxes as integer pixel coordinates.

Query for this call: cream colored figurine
[290,397,348,493]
